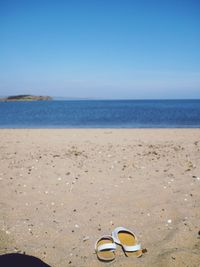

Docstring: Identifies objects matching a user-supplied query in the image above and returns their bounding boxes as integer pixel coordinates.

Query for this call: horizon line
[0,95,200,101]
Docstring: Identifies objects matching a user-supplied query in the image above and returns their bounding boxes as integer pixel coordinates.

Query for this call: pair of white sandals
[95,226,142,262]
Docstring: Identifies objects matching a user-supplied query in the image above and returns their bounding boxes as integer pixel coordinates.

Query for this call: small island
[0,95,52,101]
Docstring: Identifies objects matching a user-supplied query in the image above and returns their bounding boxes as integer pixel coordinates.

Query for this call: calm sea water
[0,100,200,128]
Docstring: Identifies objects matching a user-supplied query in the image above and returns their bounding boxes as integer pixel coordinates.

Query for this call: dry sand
[0,129,200,267]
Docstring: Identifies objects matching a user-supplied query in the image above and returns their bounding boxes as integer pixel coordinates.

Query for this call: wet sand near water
[0,129,200,267]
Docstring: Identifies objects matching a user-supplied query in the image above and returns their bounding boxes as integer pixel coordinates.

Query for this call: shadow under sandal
[112,227,142,257]
[95,235,117,262]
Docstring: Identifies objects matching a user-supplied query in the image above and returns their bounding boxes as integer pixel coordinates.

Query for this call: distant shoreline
[0,95,52,101]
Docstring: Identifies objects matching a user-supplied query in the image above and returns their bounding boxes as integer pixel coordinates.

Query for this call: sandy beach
[0,129,200,267]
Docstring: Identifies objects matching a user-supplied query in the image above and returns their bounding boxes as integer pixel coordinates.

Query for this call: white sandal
[112,227,142,257]
[95,235,116,262]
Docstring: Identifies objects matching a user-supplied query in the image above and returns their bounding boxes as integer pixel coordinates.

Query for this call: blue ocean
[0,100,200,128]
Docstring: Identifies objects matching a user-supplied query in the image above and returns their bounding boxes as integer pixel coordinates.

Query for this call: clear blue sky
[0,0,200,99]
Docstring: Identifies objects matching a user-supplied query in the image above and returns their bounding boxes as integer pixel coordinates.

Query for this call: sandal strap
[112,227,126,243]
[97,242,116,252]
[123,243,141,252]
[112,226,138,244]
